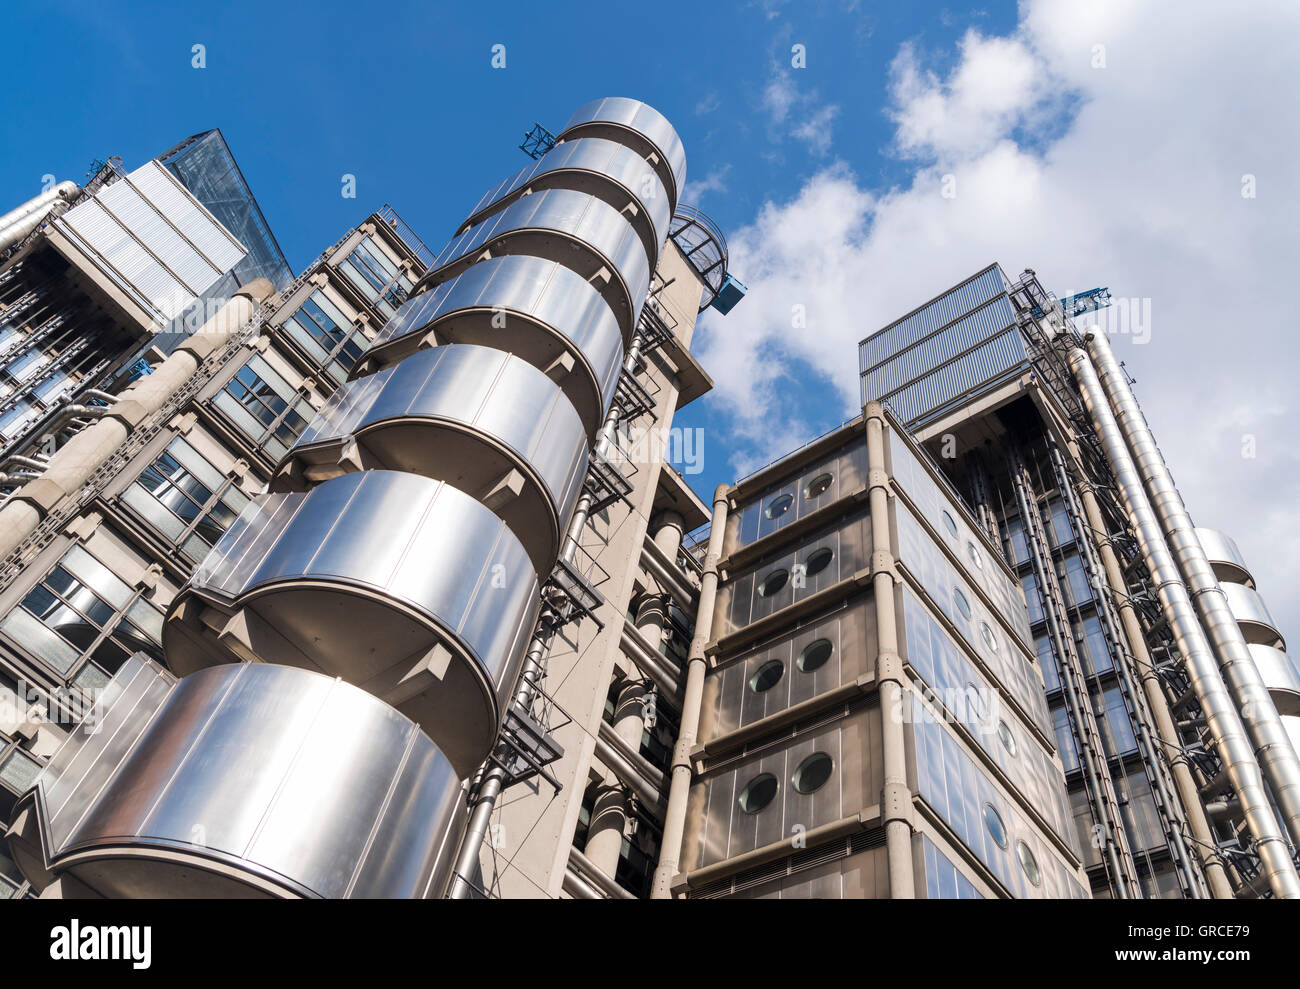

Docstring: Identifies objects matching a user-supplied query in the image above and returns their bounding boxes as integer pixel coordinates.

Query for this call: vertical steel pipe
[1069,343,1300,898]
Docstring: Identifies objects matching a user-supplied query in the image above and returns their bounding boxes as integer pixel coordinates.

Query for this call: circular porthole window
[997,720,1018,756]
[739,773,778,814]
[749,659,785,693]
[980,622,999,652]
[942,510,959,539]
[954,587,972,620]
[765,494,794,520]
[798,638,833,673]
[804,547,834,577]
[968,542,984,570]
[804,473,833,499]
[984,803,1009,849]
[793,752,834,794]
[758,569,789,597]
[1017,841,1042,887]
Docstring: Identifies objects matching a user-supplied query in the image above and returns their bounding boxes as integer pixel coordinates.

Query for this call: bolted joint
[881,779,914,828]
[876,650,905,687]
[870,550,895,578]
[867,467,890,492]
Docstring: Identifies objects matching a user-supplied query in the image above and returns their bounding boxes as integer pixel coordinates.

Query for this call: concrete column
[0,280,272,562]
[652,509,685,559]
[584,677,650,878]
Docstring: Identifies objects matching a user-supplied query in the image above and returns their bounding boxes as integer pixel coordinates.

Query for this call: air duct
[1084,329,1300,857]
[1069,342,1300,899]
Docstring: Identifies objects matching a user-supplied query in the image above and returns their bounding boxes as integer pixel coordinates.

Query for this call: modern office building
[0,101,1292,899]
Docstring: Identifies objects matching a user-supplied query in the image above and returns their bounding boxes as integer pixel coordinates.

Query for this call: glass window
[764,493,793,520]
[941,510,958,539]
[804,473,832,499]
[748,659,784,693]
[804,547,833,577]
[339,236,411,317]
[282,291,368,385]
[757,569,789,598]
[122,437,250,563]
[738,773,778,814]
[214,355,315,460]
[967,542,984,570]
[1016,840,1042,886]
[997,720,1017,756]
[0,546,163,681]
[798,638,833,673]
[792,753,833,794]
[980,621,998,653]
[953,587,972,621]
[984,803,1008,849]
[0,749,41,794]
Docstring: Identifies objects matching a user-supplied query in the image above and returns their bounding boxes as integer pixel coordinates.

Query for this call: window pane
[0,608,80,673]
[61,546,132,610]
[0,749,41,793]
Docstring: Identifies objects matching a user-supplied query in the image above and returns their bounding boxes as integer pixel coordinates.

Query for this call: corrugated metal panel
[131,162,245,274]
[859,265,1006,371]
[861,296,1015,402]
[53,160,248,326]
[876,328,1027,425]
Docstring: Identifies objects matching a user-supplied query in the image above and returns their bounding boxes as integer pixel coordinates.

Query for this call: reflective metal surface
[558,97,687,211]
[1222,582,1285,648]
[165,470,542,775]
[20,657,465,898]
[1250,644,1300,717]
[461,137,671,268]
[365,254,624,437]
[283,345,589,574]
[1195,527,1253,584]
[418,188,649,338]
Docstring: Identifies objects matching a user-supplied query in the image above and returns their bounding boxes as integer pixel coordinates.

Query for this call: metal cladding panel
[861,296,1017,398]
[899,586,1078,854]
[1222,582,1284,645]
[462,137,671,261]
[1195,526,1253,581]
[888,428,1031,643]
[692,705,882,869]
[559,97,686,209]
[911,712,1088,898]
[190,471,541,685]
[704,594,875,741]
[34,661,463,898]
[295,344,590,532]
[1249,644,1300,715]
[895,501,1051,739]
[725,441,869,554]
[859,265,1007,371]
[713,510,873,640]
[870,328,1028,427]
[371,255,625,413]
[426,188,650,332]
[54,161,247,323]
[918,834,984,899]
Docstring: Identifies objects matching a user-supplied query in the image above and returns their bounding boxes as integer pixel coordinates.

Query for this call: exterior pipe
[450,335,646,898]
[1010,453,1138,897]
[649,483,728,898]
[567,847,636,899]
[0,198,72,254]
[865,401,915,898]
[1085,328,1300,856]
[1069,344,1300,899]
[0,181,78,231]
[0,281,272,562]
[1045,439,1206,894]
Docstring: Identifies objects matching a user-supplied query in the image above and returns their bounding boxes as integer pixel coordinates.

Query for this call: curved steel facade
[417,188,650,337]
[19,98,690,899]
[460,137,672,267]
[558,97,687,212]
[167,470,541,775]
[364,255,624,437]
[19,659,465,898]
[279,344,590,574]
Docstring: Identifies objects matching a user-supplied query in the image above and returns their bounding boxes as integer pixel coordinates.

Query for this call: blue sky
[0,0,1017,502]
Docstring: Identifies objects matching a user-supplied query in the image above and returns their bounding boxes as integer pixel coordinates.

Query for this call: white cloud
[696,0,1300,629]
[763,68,841,154]
[682,164,732,205]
